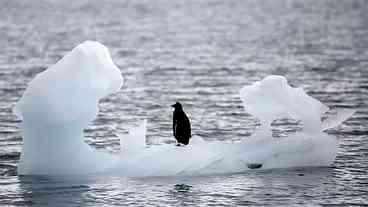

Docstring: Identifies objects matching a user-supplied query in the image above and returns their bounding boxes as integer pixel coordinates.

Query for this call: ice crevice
[14,41,355,176]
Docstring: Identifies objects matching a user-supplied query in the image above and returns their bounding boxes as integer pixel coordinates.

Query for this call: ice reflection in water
[8,167,355,206]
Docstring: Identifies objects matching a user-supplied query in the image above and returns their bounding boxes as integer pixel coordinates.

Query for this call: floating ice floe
[14,41,355,176]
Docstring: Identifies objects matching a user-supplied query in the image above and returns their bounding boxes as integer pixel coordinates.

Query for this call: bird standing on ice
[172,102,191,146]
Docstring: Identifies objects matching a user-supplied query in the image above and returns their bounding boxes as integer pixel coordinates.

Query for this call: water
[0,0,367,206]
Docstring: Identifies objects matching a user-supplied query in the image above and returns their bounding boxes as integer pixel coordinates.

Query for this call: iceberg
[14,41,354,176]
[14,41,123,174]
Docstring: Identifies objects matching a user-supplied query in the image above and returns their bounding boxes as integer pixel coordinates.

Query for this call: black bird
[171,102,191,146]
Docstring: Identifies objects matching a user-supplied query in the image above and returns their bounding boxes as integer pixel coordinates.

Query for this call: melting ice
[14,41,354,176]
[15,41,122,175]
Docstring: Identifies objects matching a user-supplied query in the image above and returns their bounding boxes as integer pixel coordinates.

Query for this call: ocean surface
[0,0,367,206]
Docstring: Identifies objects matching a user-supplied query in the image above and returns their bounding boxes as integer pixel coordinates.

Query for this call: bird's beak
[171,104,175,107]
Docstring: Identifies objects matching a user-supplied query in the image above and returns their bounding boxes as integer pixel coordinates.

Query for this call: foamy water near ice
[0,0,367,206]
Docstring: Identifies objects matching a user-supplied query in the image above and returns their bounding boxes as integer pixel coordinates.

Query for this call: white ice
[14,41,354,176]
[15,41,122,174]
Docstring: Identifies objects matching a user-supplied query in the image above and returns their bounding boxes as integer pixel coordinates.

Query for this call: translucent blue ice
[14,42,354,176]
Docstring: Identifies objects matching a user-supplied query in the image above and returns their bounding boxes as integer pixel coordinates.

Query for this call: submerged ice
[14,41,354,176]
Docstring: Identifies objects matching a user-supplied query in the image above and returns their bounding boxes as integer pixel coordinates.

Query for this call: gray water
[0,0,367,206]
